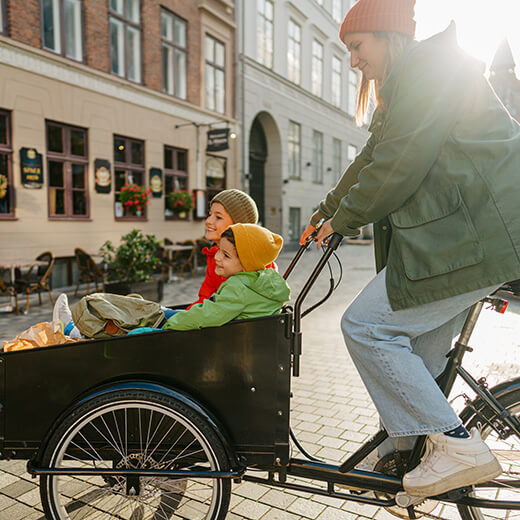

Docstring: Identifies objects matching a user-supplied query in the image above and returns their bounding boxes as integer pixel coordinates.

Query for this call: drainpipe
[238,0,247,192]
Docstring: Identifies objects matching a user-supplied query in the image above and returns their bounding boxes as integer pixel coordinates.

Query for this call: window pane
[205,64,215,111]
[0,114,6,144]
[0,154,10,214]
[73,190,86,215]
[164,174,174,192]
[127,25,142,82]
[215,42,225,67]
[177,151,187,171]
[71,163,85,188]
[161,11,172,40]
[49,161,64,187]
[205,36,214,61]
[43,0,61,53]
[132,171,143,185]
[288,207,301,242]
[131,141,142,165]
[162,44,173,94]
[110,0,123,15]
[125,0,140,23]
[50,188,65,214]
[175,49,187,99]
[65,0,82,60]
[115,170,126,190]
[175,18,186,48]
[215,69,225,113]
[110,18,125,77]
[114,138,126,163]
[48,125,63,153]
[70,129,85,156]
[164,148,172,170]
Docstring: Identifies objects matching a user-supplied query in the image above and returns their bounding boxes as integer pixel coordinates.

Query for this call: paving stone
[261,508,302,520]
[287,497,327,518]
[259,489,298,509]
[0,501,37,520]
[16,488,42,508]
[233,481,270,501]
[0,479,37,499]
[317,506,357,520]
[231,498,271,520]
[0,494,18,512]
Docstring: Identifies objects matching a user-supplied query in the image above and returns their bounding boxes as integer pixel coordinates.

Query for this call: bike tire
[457,385,520,520]
[39,389,232,520]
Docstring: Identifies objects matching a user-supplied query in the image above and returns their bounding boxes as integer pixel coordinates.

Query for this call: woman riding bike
[301,0,520,498]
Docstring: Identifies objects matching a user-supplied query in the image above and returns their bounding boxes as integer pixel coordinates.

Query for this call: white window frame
[161,9,187,100]
[332,56,342,108]
[205,34,226,114]
[347,68,358,116]
[288,121,301,180]
[109,0,142,83]
[287,19,301,84]
[257,0,274,68]
[312,130,323,183]
[332,0,343,23]
[312,39,324,98]
[333,138,342,182]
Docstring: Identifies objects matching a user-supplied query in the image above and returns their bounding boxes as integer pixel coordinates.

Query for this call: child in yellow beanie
[129,224,290,333]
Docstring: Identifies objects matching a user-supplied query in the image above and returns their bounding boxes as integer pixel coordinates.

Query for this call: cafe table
[162,244,197,281]
[0,259,47,312]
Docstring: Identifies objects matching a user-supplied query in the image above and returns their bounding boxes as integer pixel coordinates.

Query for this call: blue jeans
[341,267,500,452]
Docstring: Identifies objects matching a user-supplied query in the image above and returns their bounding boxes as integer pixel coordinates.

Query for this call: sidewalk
[0,243,519,520]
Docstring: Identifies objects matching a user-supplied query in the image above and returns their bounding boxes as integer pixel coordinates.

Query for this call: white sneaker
[403,428,502,497]
[52,293,73,330]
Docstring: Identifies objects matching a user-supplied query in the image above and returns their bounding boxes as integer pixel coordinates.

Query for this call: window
[332,0,343,23]
[312,130,323,183]
[0,110,13,218]
[287,19,301,84]
[312,39,323,97]
[347,68,358,116]
[288,207,301,243]
[205,35,225,114]
[257,0,273,68]
[347,144,357,163]
[113,135,145,219]
[1,0,7,35]
[161,9,187,99]
[333,138,342,183]
[47,121,89,219]
[164,146,188,219]
[41,0,83,61]
[288,121,301,179]
[332,56,342,108]
[109,0,141,83]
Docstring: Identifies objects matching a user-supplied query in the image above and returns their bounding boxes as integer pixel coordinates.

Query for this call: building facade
[0,0,237,276]
[238,0,368,242]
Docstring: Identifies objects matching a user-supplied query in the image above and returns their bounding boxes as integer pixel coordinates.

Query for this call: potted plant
[0,174,7,200]
[167,190,195,219]
[100,229,164,301]
[119,184,152,217]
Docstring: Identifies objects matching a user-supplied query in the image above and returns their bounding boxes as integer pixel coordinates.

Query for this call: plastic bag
[3,321,81,352]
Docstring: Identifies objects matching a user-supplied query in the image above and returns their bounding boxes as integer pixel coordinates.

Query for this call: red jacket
[188,244,277,309]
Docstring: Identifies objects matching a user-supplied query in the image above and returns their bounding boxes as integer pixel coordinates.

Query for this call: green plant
[167,190,195,214]
[0,174,7,199]
[100,229,161,283]
[119,184,151,214]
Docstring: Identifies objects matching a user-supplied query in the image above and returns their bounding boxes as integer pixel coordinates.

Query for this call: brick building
[0,0,237,284]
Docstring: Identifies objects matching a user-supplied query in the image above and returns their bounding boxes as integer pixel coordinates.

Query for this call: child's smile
[214,237,244,278]
[205,203,234,242]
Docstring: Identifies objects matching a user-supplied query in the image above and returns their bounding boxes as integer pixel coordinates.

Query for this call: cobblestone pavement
[0,243,519,520]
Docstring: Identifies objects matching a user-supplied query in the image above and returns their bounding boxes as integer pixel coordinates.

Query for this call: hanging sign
[94,159,111,193]
[20,147,43,188]
[149,167,163,198]
[206,128,230,152]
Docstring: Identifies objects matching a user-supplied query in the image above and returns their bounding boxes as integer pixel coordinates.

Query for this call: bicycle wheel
[458,386,520,520]
[40,389,232,520]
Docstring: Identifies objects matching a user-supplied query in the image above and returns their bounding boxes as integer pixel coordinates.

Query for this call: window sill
[115,216,147,222]
[49,216,92,221]
[0,215,18,220]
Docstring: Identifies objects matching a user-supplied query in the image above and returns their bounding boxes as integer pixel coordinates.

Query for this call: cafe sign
[206,128,230,152]
[20,147,43,188]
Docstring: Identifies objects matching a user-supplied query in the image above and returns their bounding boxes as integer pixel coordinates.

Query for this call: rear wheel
[40,389,232,520]
[458,387,520,520]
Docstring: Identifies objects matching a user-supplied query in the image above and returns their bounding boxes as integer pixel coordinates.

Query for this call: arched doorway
[249,118,267,225]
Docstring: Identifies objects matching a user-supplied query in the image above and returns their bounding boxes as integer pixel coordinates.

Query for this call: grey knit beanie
[211,189,259,224]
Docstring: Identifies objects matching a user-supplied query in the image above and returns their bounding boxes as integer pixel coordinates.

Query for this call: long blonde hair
[355,32,413,126]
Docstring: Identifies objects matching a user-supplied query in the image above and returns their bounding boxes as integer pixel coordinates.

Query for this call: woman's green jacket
[311,26,520,310]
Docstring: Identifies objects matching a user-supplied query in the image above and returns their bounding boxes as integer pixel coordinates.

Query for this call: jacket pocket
[389,185,483,280]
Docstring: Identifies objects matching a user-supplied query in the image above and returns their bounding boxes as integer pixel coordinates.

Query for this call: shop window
[0,110,14,219]
[113,135,146,220]
[161,9,187,99]
[41,0,84,61]
[205,155,226,203]
[109,0,141,83]
[47,121,89,219]
[164,146,188,219]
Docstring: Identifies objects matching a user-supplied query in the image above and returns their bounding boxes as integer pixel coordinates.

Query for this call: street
[0,242,519,520]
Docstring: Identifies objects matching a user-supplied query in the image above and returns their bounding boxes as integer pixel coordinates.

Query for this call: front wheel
[39,389,232,520]
[457,386,520,520]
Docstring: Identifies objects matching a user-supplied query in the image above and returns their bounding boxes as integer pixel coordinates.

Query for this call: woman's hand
[315,219,334,248]
[300,224,316,245]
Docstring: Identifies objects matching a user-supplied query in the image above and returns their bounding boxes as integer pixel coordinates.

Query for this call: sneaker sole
[403,459,502,498]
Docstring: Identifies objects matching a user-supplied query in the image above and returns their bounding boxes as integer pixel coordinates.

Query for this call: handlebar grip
[327,233,343,251]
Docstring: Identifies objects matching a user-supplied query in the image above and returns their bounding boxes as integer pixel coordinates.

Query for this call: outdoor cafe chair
[163,239,196,281]
[15,251,55,313]
[74,248,104,296]
[0,278,20,314]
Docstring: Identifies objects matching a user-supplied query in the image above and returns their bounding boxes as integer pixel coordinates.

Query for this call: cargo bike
[1,232,520,520]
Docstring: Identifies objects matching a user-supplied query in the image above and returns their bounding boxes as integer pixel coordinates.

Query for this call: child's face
[205,202,234,242]
[214,237,244,278]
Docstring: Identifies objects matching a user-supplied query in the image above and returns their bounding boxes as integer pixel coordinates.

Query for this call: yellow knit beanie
[229,224,283,271]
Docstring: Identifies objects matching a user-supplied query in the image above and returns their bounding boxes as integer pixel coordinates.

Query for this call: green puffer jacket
[311,25,520,310]
[163,269,290,331]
